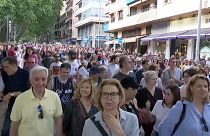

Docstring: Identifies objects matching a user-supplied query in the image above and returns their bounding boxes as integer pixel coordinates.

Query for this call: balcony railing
[128,5,157,16]
[118,17,123,21]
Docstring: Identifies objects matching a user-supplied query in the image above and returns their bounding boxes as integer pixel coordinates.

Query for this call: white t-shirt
[108,63,119,77]
[179,85,186,99]
[64,59,81,76]
[49,62,62,77]
[151,100,170,130]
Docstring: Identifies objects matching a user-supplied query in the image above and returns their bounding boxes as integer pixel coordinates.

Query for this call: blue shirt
[82,108,140,136]
[157,100,210,136]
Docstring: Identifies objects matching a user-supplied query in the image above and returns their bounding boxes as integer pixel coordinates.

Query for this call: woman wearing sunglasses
[82,79,140,136]
[157,74,210,136]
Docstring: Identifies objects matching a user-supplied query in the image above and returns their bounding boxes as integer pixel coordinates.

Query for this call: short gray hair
[99,65,109,73]
[30,66,48,79]
[144,70,158,84]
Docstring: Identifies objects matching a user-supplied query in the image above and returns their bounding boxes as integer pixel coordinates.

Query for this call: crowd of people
[0,43,210,136]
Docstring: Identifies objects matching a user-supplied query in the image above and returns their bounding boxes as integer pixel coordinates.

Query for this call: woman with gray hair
[136,70,163,136]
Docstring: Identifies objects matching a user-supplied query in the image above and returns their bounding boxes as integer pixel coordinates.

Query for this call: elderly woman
[157,74,210,136]
[136,70,163,136]
[82,79,140,136]
[63,78,98,136]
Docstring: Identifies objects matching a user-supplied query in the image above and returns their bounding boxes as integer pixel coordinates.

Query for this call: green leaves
[0,0,63,42]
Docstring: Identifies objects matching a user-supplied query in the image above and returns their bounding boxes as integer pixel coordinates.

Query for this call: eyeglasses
[37,105,43,119]
[28,62,35,64]
[201,117,209,132]
[101,92,119,99]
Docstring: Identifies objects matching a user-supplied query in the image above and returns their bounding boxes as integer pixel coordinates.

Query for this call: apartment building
[105,0,210,59]
[74,0,109,48]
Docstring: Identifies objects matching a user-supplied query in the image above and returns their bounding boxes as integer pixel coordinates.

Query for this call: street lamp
[195,0,202,61]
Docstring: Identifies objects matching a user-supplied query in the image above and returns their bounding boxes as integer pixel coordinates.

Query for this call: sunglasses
[201,117,209,132]
[37,105,43,119]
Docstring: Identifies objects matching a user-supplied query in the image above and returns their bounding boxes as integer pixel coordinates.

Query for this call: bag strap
[170,102,186,136]
[90,116,108,136]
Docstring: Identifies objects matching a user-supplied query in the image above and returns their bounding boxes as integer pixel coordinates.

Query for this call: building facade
[105,0,210,59]
[74,0,109,48]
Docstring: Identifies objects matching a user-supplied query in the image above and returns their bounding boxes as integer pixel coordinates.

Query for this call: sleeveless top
[52,76,74,105]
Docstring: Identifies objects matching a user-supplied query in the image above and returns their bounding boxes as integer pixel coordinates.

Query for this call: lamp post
[195,0,202,61]
[6,15,9,46]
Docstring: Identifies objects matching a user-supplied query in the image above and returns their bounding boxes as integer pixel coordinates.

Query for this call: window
[130,7,137,16]
[205,18,210,24]
[122,29,141,38]
[110,13,115,23]
[146,25,152,35]
[118,10,123,20]
[111,0,116,3]
[164,0,171,4]
[142,4,150,12]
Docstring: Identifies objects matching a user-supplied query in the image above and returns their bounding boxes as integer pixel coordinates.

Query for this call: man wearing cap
[64,49,81,77]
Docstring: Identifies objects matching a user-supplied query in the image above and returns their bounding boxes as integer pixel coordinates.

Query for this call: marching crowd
[0,43,210,136]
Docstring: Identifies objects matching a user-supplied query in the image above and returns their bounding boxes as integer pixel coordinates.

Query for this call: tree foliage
[0,0,63,42]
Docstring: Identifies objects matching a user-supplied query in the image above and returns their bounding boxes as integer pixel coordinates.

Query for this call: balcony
[108,7,157,31]
[75,16,109,27]
[156,0,210,20]
[74,8,83,17]
[126,0,139,5]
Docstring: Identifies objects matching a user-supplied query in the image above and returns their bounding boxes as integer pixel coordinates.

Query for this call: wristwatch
[10,93,15,97]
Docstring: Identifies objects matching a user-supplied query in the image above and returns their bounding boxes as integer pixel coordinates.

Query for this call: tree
[0,0,63,42]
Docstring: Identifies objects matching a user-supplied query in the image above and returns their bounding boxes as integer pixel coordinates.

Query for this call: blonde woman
[157,75,210,136]
[63,78,98,136]
[82,79,140,136]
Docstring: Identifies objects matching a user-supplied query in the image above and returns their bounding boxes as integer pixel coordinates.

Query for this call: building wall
[151,21,169,34]
[170,14,210,32]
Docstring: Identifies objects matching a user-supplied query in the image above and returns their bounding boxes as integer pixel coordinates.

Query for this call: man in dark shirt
[113,56,137,82]
[135,59,149,85]
[1,57,30,136]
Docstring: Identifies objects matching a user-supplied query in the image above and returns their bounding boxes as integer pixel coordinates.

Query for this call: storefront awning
[177,28,210,38]
[155,31,188,40]
[141,34,162,41]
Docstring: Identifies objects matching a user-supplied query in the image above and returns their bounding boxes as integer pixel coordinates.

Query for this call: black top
[1,67,31,110]
[63,99,98,136]
[52,76,74,106]
[135,69,144,85]
[136,87,163,111]
[123,101,141,128]
[113,71,137,82]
